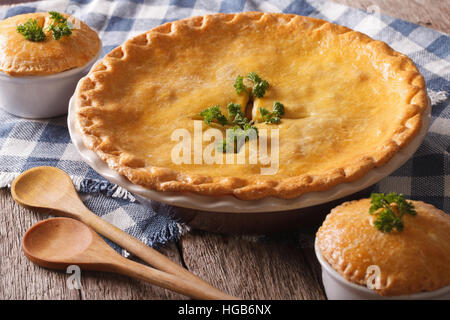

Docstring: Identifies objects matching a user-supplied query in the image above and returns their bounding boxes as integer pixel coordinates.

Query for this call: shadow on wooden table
[173,188,373,234]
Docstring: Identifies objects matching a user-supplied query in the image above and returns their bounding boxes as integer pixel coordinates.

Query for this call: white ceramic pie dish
[314,239,450,300]
[67,92,431,214]
[0,46,101,119]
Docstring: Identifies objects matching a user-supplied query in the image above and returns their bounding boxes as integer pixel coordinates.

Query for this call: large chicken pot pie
[76,12,428,200]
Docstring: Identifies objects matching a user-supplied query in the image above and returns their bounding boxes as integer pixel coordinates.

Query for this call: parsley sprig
[233,72,270,98]
[47,11,73,40]
[200,72,284,153]
[259,101,285,124]
[218,124,258,153]
[227,103,249,126]
[247,72,269,98]
[16,11,73,42]
[16,19,46,42]
[199,103,258,153]
[369,193,417,232]
[233,72,285,123]
[223,103,258,152]
[233,75,247,94]
[199,105,228,126]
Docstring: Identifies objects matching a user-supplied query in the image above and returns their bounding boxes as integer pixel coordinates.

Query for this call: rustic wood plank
[0,188,186,300]
[180,229,326,300]
[0,189,79,299]
[332,0,450,34]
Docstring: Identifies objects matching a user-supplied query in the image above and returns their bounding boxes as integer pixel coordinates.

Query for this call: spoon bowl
[23,217,236,299]
[23,218,94,269]
[12,166,81,216]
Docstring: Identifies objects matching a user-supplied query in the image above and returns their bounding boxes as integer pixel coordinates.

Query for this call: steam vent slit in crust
[76,13,428,200]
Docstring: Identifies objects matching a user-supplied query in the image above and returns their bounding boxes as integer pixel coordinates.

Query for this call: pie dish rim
[75,12,430,201]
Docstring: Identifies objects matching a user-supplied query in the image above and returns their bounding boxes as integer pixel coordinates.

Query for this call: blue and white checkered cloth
[0,0,448,250]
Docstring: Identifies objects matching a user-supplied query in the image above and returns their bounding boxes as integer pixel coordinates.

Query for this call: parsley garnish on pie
[233,75,247,94]
[247,72,269,98]
[227,103,243,120]
[369,193,417,232]
[199,103,258,153]
[16,19,46,42]
[227,103,247,126]
[199,105,228,126]
[223,103,259,152]
[201,73,284,153]
[260,101,285,124]
[234,72,269,98]
[218,125,258,153]
[16,11,73,42]
[47,11,73,40]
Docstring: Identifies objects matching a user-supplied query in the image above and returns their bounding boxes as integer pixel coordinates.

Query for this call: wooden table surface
[1,0,449,300]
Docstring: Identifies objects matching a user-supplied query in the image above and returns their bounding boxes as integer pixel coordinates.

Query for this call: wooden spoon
[23,217,227,299]
[12,166,236,300]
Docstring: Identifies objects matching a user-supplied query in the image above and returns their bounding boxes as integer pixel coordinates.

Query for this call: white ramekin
[0,47,101,119]
[314,238,450,300]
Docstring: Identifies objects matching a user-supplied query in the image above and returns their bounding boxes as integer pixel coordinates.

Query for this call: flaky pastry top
[76,12,428,200]
[0,12,101,76]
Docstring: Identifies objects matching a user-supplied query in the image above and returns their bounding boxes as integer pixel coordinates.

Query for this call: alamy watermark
[171,120,280,175]
[366,265,381,290]
[66,265,82,290]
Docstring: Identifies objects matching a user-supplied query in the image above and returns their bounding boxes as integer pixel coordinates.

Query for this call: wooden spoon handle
[80,209,237,299]
[110,256,235,300]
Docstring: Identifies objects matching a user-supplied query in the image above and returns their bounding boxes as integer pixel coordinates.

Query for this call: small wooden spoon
[23,217,225,299]
[12,166,236,300]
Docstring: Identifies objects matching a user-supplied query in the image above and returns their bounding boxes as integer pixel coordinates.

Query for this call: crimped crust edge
[76,12,428,200]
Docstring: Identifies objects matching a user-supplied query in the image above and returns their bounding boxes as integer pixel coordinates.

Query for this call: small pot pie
[0,12,101,76]
[316,199,450,296]
[0,12,101,118]
[75,12,428,200]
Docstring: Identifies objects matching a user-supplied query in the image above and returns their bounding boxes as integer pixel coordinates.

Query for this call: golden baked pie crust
[76,12,428,200]
[316,199,450,296]
[0,12,101,76]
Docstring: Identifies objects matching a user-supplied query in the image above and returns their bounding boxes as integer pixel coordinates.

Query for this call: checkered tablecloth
[0,0,448,250]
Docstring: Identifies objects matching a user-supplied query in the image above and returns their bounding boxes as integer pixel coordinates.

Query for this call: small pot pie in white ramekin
[316,198,450,299]
[0,12,101,118]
